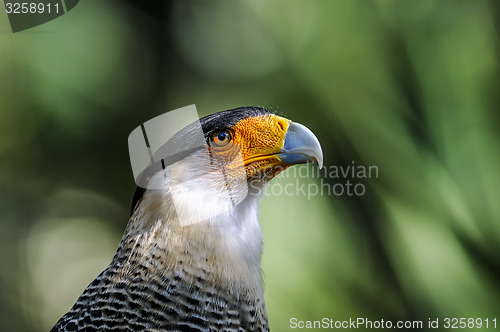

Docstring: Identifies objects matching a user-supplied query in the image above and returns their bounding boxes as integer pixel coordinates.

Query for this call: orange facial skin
[207,114,291,180]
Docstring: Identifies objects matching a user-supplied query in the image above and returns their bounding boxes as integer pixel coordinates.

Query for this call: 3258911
[5,2,60,14]
[443,318,496,329]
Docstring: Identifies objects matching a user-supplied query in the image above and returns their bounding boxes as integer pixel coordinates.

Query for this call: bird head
[131,107,323,223]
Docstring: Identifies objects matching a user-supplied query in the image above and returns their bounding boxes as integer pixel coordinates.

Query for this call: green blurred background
[1,0,499,331]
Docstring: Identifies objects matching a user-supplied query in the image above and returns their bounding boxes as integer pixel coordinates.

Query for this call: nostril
[277,120,286,131]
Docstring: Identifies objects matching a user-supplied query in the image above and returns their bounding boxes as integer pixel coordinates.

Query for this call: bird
[50,106,323,332]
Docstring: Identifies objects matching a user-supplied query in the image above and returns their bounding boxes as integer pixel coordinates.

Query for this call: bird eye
[209,130,232,148]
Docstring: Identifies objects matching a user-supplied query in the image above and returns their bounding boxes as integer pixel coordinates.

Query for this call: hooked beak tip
[279,121,323,168]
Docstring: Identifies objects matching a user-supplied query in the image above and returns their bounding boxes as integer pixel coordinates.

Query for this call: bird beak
[278,122,323,169]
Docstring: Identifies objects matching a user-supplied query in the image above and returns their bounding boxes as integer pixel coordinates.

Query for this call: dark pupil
[217,132,227,141]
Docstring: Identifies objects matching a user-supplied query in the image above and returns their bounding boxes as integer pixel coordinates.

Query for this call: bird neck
[116,183,266,298]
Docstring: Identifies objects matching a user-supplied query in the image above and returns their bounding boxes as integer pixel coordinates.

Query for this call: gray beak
[279,121,323,169]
